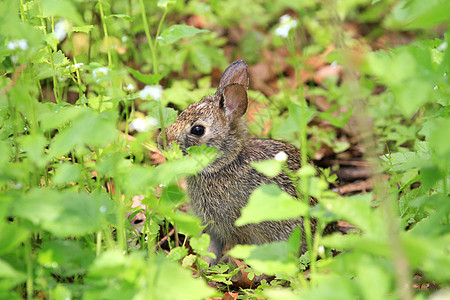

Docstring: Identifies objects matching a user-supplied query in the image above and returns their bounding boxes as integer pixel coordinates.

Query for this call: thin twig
[155,228,175,249]
[0,64,27,98]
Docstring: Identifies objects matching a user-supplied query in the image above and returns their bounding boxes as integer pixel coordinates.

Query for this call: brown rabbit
[164,60,318,265]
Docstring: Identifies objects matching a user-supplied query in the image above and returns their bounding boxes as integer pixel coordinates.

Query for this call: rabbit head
[164,60,250,172]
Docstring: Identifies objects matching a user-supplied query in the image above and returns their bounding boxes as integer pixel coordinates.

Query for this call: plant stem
[96,231,102,256]
[18,0,26,22]
[116,189,126,253]
[68,32,84,98]
[24,236,33,299]
[98,0,112,67]
[138,0,158,75]
[286,35,316,277]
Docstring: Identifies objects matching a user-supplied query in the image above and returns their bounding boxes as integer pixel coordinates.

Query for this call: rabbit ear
[216,60,249,96]
[221,84,248,120]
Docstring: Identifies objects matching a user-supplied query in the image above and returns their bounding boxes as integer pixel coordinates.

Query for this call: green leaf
[190,45,213,73]
[159,25,209,45]
[155,145,217,186]
[0,259,27,289]
[152,254,215,300]
[40,0,84,25]
[13,188,108,237]
[127,67,162,85]
[72,25,94,33]
[181,254,197,268]
[386,0,450,30]
[190,234,212,257]
[37,103,82,131]
[251,159,283,178]
[235,184,307,226]
[37,240,95,276]
[88,96,114,112]
[367,47,436,116]
[52,163,83,186]
[228,241,298,276]
[50,285,72,300]
[17,134,49,168]
[86,251,215,299]
[50,110,117,157]
[0,223,28,256]
[167,247,189,261]
[321,194,386,236]
[106,14,134,21]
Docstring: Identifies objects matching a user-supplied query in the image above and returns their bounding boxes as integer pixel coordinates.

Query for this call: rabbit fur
[164,60,317,265]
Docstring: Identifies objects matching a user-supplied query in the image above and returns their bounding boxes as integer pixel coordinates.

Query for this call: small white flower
[121,36,128,43]
[124,83,135,91]
[11,55,18,64]
[129,116,158,132]
[318,245,325,256]
[54,19,71,41]
[275,14,298,38]
[434,85,438,90]
[7,41,17,50]
[139,85,163,101]
[159,183,166,188]
[92,67,110,80]
[275,151,288,161]
[11,181,23,189]
[18,39,28,50]
[100,205,107,213]
[437,41,447,52]
[7,39,29,51]
[74,62,84,69]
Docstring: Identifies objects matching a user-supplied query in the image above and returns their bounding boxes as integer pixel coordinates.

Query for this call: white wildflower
[7,39,28,51]
[7,41,17,50]
[318,245,325,256]
[275,14,298,38]
[54,19,71,41]
[18,39,28,50]
[129,116,158,132]
[11,55,18,64]
[139,85,163,101]
[275,151,288,161]
[124,83,135,91]
[121,36,128,43]
[437,41,447,52]
[92,67,110,81]
[74,62,84,69]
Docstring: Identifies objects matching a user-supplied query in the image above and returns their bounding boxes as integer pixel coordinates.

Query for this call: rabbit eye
[190,125,205,136]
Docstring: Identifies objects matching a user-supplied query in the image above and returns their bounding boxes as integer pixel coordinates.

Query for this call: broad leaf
[159,25,209,45]
[235,184,307,226]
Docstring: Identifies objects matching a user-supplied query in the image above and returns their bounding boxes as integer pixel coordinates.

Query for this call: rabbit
[163,60,321,265]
